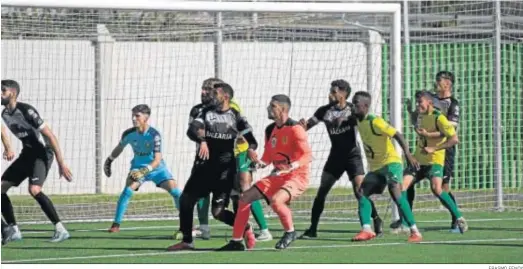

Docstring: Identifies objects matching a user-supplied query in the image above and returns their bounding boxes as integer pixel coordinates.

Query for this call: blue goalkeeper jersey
[119,126,167,170]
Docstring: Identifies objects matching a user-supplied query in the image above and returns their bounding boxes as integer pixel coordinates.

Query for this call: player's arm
[447,99,460,128]
[289,125,312,169]
[25,106,72,180]
[430,116,459,151]
[374,117,419,169]
[300,106,326,130]
[129,132,163,181]
[187,112,206,144]
[237,114,258,151]
[259,124,275,167]
[104,129,132,177]
[187,106,203,142]
[1,123,15,161]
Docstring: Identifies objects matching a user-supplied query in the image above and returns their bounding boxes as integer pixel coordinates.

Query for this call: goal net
[1,1,402,223]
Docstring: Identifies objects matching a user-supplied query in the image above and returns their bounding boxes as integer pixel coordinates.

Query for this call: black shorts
[323,152,365,180]
[183,157,236,208]
[443,146,456,184]
[2,148,54,187]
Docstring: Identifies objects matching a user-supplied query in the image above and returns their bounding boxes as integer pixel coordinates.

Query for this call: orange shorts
[254,173,308,204]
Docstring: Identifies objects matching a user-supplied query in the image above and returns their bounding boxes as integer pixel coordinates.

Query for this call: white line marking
[3,237,523,263]
[20,217,523,234]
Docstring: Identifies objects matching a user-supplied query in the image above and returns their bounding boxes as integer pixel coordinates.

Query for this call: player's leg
[429,165,468,233]
[153,168,181,210]
[353,171,385,241]
[1,217,8,245]
[216,183,266,251]
[109,174,141,232]
[300,158,342,239]
[443,147,459,231]
[195,196,211,239]
[167,170,207,251]
[210,164,237,227]
[239,169,271,241]
[28,153,70,242]
[347,154,383,236]
[384,163,422,242]
[393,166,423,234]
[1,153,31,242]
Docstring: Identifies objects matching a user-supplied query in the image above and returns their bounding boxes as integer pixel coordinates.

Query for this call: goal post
[1,0,403,223]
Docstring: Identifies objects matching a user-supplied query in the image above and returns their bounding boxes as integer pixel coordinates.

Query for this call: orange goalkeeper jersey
[261,119,312,177]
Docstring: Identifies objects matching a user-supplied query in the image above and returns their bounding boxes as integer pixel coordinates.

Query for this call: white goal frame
[2,0,403,221]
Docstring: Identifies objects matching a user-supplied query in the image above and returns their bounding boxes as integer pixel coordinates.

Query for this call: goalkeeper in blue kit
[104,104,182,232]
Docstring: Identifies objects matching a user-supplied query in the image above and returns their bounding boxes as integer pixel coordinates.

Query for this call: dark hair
[214,83,234,99]
[1,79,20,97]
[354,90,371,100]
[271,94,292,108]
[417,90,435,101]
[132,104,151,115]
[435,71,455,84]
[202,78,223,89]
[331,79,351,93]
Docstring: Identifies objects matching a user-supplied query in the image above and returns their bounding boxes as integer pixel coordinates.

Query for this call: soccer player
[2,123,14,245]
[217,94,312,251]
[104,104,181,232]
[351,91,422,242]
[179,78,271,241]
[401,91,468,234]
[298,79,382,239]
[167,83,258,251]
[1,79,73,243]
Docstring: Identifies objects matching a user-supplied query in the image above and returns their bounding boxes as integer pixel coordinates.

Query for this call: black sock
[1,193,17,225]
[179,192,197,244]
[1,218,8,238]
[407,185,415,211]
[370,199,380,220]
[448,192,457,223]
[310,191,328,232]
[34,192,61,224]
[213,207,236,227]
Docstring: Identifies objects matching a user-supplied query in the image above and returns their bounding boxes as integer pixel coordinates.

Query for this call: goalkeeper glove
[104,157,114,177]
[269,162,299,176]
[129,165,152,181]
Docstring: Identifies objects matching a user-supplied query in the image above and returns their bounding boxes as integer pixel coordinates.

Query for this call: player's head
[435,70,454,93]
[213,82,234,108]
[351,91,371,120]
[416,91,435,114]
[329,79,351,105]
[201,78,223,105]
[131,104,151,128]
[1,79,20,106]
[267,94,291,121]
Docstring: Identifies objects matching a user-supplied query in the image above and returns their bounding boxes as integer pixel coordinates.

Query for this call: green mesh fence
[382,43,523,191]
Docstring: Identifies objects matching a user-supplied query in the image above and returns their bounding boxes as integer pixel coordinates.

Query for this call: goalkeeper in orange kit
[217,94,312,251]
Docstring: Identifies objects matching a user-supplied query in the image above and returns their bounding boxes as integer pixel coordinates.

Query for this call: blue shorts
[131,166,173,187]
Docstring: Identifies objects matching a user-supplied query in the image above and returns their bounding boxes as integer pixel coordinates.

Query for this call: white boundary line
[20,217,523,234]
[3,237,523,263]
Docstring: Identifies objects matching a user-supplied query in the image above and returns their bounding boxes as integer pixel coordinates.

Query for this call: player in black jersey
[1,124,14,245]
[168,83,258,251]
[1,79,73,243]
[176,77,222,241]
[298,79,382,239]
[393,71,461,232]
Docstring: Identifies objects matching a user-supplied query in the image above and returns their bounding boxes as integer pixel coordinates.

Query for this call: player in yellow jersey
[351,91,422,242]
[229,98,273,241]
[400,91,468,233]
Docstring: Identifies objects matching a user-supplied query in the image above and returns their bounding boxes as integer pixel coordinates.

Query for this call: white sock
[286,229,294,233]
[362,224,372,231]
[232,237,243,242]
[12,225,20,233]
[55,222,66,232]
[199,224,209,231]
[260,228,269,233]
[410,225,419,233]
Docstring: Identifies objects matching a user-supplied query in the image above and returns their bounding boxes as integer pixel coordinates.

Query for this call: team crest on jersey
[145,141,151,149]
[271,136,277,148]
[282,136,288,145]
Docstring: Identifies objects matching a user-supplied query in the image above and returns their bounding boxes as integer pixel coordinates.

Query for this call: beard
[328,97,338,105]
[267,107,275,120]
[1,97,10,106]
[201,94,212,105]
